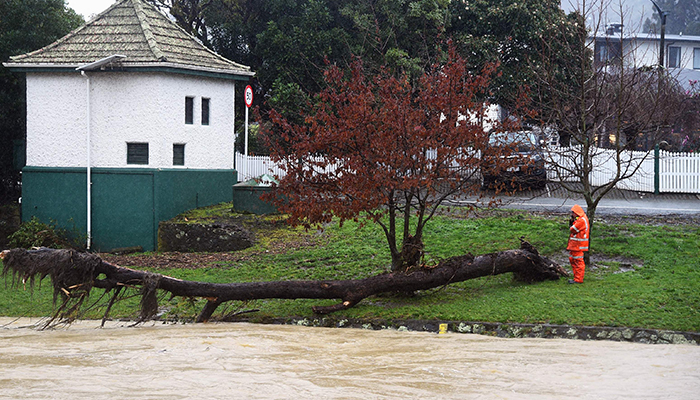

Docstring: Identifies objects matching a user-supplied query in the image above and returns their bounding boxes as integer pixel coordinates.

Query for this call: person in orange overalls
[567,204,590,284]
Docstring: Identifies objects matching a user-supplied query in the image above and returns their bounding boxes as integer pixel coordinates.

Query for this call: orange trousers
[569,251,585,283]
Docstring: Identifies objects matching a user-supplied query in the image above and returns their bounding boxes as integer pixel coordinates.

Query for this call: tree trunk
[392,234,424,272]
[584,201,597,268]
[1,240,567,324]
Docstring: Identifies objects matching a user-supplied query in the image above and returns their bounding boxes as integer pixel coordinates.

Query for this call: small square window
[201,98,210,125]
[185,96,194,124]
[173,144,185,166]
[127,143,149,165]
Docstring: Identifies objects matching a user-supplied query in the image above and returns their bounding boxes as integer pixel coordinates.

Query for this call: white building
[593,25,700,91]
[3,0,254,251]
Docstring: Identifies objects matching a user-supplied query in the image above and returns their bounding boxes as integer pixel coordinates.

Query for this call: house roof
[3,0,253,79]
[592,32,700,44]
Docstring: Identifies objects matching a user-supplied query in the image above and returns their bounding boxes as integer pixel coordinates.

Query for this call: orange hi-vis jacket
[567,204,590,252]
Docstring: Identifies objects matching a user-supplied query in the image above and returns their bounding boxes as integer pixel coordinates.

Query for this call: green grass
[2,209,699,332]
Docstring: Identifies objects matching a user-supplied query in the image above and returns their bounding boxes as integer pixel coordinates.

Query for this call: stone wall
[257,317,699,345]
[158,221,254,252]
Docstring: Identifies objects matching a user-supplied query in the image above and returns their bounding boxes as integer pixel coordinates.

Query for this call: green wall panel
[21,167,236,252]
[21,167,87,234]
[232,186,277,215]
[91,171,155,252]
[154,169,237,224]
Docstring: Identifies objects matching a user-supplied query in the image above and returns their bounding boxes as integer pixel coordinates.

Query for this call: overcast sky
[561,0,656,31]
[66,0,116,21]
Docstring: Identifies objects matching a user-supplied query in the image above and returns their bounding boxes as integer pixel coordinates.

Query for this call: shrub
[8,217,81,250]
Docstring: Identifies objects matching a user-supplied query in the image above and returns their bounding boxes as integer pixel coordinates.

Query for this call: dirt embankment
[102,221,321,270]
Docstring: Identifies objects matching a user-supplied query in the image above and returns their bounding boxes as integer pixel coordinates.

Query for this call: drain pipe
[80,70,92,250]
[76,55,126,251]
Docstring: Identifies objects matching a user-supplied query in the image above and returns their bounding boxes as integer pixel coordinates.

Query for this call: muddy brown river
[1,318,698,399]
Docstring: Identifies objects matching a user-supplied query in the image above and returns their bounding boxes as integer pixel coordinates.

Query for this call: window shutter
[127,143,149,165]
[173,144,185,166]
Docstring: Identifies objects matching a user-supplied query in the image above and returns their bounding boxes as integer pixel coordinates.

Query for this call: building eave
[592,33,700,43]
[3,61,255,80]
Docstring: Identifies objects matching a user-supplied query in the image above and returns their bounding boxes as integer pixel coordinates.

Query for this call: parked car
[481,130,547,190]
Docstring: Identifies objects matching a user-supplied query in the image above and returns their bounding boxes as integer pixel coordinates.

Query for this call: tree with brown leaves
[263,44,526,273]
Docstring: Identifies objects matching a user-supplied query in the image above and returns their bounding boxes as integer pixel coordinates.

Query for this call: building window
[597,42,609,63]
[595,40,621,65]
[185,96,194,124]
[173,144,185,166]
[127,143,149,165]
[668,46,681,68]
[694,48,700,69]
[201,98,210,125]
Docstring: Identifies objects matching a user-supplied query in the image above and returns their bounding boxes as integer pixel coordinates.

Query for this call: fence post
[654,144,660,195]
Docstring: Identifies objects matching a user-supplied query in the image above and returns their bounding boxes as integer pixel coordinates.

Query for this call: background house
[593,25,700,91]
[3,0,254,251]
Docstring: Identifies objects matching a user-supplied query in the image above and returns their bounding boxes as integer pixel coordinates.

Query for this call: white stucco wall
[623,35,700,69]
[26,71,236,169]
[623,40,658,67]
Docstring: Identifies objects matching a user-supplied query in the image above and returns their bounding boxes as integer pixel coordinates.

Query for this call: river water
[1,318,698,399]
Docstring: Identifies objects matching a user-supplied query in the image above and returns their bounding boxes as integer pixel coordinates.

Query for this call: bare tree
[532,0,686,258]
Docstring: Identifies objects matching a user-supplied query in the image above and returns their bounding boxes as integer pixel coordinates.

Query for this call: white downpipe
[75,55,126,251]
[232,84,236,170]
[81,71,92,250]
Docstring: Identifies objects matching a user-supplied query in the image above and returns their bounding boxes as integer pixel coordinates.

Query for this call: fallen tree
[1,239,567,327]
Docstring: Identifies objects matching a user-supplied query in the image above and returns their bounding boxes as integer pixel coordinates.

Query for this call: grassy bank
[1,207,699,333]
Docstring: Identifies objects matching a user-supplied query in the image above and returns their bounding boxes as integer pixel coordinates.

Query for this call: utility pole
[651,0,669,69]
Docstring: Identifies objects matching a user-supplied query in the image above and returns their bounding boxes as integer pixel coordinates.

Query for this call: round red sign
[244,85,253,108]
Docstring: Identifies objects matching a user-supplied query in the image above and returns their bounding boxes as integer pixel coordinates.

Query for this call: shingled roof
[4,0,252,78]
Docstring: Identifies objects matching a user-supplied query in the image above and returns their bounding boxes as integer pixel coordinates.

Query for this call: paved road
[451,183,700,216]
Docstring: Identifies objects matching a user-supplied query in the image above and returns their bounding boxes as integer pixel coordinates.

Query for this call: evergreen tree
[0,0,83,203]
[644,0,700,35]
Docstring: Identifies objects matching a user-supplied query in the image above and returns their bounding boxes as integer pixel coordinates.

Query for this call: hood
[571,204,586,217]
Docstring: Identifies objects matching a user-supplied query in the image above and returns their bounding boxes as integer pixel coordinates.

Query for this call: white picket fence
[235,152,341,182]
[545,146,657,191]
[236,148,700,194]
[544,146,700,193]
[235,153,285,181]
[659,150,700,193]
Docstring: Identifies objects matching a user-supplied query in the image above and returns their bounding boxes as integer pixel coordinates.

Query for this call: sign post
[244,85,253,157]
